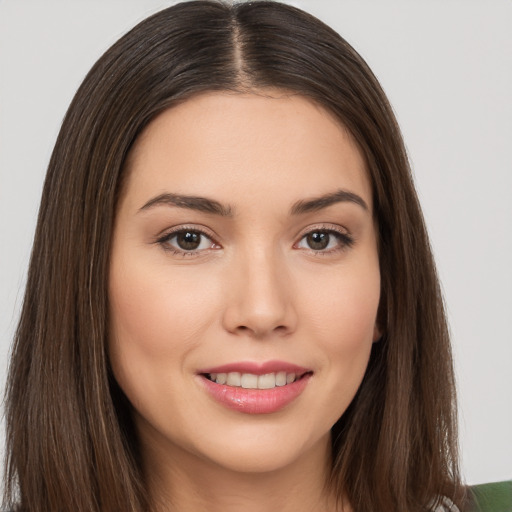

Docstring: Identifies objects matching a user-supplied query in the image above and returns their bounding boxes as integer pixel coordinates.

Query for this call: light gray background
[0,0,510,485]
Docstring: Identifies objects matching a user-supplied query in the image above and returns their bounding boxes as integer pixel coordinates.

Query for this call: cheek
[107,253,221,408]
[109,256,219,355]
[300,258,380,417]
[305,258,380,350]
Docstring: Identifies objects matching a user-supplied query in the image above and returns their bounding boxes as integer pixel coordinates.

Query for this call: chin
[188,424,331,475]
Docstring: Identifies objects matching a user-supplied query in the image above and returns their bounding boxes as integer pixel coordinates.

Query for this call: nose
[221,248,297,339]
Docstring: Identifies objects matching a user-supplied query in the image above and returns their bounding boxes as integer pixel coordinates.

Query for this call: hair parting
[4,2,464,511]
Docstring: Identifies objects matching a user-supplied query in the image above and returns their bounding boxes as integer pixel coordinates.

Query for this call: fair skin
[109,91,381,512]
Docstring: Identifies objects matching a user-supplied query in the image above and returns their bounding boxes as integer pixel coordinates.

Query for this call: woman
[3,1,508,511]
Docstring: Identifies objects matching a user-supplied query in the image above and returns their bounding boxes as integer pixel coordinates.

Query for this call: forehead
[123,91,371,213]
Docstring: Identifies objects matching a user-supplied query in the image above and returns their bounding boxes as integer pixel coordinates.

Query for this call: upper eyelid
[295,222,351,239]
[156,224,218,242]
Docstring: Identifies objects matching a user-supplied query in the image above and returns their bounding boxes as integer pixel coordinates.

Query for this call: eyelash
[295,226,355,255]
[155,225,354,257]
[155,226,218,257]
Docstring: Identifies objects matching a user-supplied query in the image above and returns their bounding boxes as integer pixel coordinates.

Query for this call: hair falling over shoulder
[3,2,465,511]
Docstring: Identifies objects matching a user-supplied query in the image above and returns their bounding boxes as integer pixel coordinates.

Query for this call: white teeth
[286,373,296,384]
[275,371,287,387]
[226,372,241,386]
[241,373,258,389]
[209,371,301,389]
[258,373,276,389]
[215,373,227,385]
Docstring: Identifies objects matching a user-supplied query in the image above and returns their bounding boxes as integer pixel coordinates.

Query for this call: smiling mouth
[199,365,313,414]
[202,371,312,390]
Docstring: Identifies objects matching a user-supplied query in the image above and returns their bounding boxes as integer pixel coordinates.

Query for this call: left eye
[162,230,215,252]
[296,230,348,251]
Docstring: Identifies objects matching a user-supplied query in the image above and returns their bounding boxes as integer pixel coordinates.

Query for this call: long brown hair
[4,1,463,511]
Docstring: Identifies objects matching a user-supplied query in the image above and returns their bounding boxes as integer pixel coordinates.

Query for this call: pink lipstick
[197,360,312,414]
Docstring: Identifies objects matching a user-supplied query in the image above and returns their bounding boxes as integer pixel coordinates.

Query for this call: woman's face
[109,91,380,475]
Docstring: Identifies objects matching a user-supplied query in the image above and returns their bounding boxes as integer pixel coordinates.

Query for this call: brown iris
[306,231,330,250]
[176,231,202,250]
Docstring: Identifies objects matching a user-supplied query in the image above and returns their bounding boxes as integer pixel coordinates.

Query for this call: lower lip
[199,374,312,414]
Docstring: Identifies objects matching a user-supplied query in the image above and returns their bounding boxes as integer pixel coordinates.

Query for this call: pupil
[177,231,201,250]
[307,232,329,250]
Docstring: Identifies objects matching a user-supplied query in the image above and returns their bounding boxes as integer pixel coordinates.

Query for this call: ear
[372,323,382,343]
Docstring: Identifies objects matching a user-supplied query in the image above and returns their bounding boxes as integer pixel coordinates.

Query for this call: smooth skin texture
[109,91,381,512]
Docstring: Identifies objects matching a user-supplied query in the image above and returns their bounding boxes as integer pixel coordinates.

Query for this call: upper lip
[198,360,311,376]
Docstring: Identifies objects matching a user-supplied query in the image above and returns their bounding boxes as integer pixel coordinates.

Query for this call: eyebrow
[290,189,369,215]
[138,188,368,217]
[138,193,233,217]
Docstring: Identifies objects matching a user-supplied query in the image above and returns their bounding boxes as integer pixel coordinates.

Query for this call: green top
[467,481,512,512]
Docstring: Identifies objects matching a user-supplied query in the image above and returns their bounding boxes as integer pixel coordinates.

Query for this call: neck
[142,432,344,512]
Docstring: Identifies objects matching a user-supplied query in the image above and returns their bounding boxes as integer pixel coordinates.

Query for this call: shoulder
[464,480,512,512]
[432,481,512,512]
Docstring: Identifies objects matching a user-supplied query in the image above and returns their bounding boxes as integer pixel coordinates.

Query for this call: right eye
[157,228,219,255]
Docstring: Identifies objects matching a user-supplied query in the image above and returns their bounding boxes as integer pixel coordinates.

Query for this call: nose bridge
[222,242,296,337]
